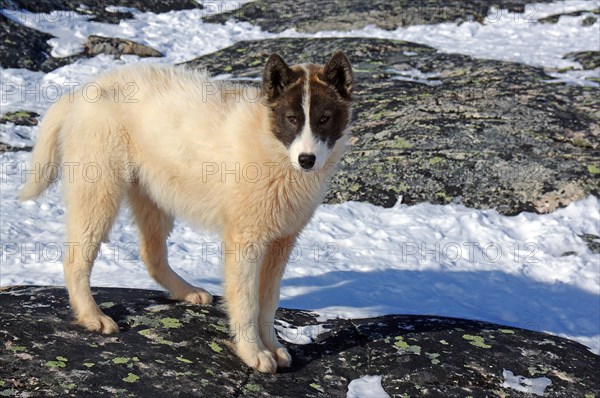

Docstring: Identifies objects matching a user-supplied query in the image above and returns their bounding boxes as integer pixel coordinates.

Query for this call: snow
[502,369,552,396]
[1,1,599,355]
[347,375,390,398]
[274,320,330,345]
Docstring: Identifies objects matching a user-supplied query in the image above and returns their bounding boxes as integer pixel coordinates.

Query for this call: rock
[84,35,162,58]
[182,38,599,215]
[0,110,40,126]
[0,0,202,24]
[538,8,599,24]
[564,51,600,70]
[0,1,188,71]
[203,0,557,33]
[1,286,598,397]
[0,13,79,71]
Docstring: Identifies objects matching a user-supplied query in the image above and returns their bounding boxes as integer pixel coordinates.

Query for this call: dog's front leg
[223,232,277,373]
[258,235,296,368]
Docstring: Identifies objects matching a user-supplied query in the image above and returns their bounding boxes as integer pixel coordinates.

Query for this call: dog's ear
[263,53,293,102]
[323,51,353,100]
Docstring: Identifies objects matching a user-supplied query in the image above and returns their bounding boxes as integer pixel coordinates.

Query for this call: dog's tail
[19,97,69,201]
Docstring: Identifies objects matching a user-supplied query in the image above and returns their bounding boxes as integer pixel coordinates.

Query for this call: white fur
[19,64,349,374]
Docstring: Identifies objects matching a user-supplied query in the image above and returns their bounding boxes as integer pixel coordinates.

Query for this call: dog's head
[263,51,353,172]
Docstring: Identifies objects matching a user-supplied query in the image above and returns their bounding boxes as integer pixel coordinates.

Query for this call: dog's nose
[298,153,316,170]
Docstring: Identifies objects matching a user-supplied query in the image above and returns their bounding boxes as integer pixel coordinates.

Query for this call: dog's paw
[237,344,278,373]
[174,288,213,305]
[273,346,292,367]
[78,313,119,334]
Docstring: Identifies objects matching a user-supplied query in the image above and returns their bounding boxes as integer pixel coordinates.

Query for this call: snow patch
[389,68,442,86]
[274,320,330,345]
[502,369,552,396]
[347,375,390,398]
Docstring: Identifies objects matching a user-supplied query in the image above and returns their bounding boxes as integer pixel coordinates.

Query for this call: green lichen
[349,183,361,192]
[210,322,228,333]
[64,383,75,390]
[429,156,444,165]
[122,373,139,383]
[310,383,324,393]
[426,352,440,365]
[113,357,130,364]
[584,394,595,398]
[223,65,232,72]
[243,384,261,394]
[56,356,68,362]
[371,111,384,120]
[176,357,193,364]
[45,360,66,368]
[439,339,449,345]
[205,369,215,376]
[83,362,95,368]
[138,328,175,346]
[463,334,492,349]
[128,315,161,328]
[587,164,600,174]
[160,317,182,329]
[6,345,26,352]
[394,336,421,354]
[393,137,413,149]
[88,343,98,348]
[208,341,223,353]
[498,329,515,334]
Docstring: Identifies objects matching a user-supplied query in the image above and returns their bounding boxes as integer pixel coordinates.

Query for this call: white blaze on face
[289,65,330,172]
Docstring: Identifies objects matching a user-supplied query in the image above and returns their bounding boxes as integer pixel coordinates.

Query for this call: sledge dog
[20,51,353,373]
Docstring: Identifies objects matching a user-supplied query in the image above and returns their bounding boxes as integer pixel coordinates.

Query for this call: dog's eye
[319,115,330,124]
[287,116,298,125]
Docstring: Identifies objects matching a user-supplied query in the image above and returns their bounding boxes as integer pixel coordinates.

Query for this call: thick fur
[20,53,352,373]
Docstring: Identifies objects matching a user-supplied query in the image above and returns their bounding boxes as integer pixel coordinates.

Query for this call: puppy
[20,51,353,373]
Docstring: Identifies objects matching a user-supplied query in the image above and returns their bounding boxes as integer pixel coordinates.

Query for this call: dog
[19,51,353,373]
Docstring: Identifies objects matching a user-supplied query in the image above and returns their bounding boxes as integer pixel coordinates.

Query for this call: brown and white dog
[20,52,353,373]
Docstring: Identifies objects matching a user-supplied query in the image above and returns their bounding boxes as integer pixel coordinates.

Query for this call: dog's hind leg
[63,166,122,334]
[128,187,213,304]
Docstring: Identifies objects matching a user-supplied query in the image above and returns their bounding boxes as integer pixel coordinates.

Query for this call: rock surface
[183,38,599,214]
[564,51,600,71]
[0,0,202,24]
[84,35,162,58]
[204,0,557,33]
[538,8,599,24]
[1,286,598,397]
[0,13,80,71]
[0,111,39,126]
[0,1,183,71]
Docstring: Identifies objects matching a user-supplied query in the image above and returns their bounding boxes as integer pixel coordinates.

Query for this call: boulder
[1,286,598,397]
[84,36,162,58]
[0,13,80,71]
[204,0,558,33]
[0,0,202,24]
[0,111,39,126]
